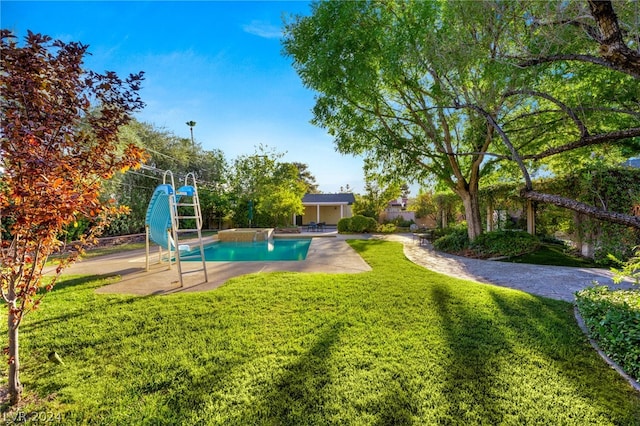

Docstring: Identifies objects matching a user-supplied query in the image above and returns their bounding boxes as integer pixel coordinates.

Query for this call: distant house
[380,197,416,224]
[296,193,356,225]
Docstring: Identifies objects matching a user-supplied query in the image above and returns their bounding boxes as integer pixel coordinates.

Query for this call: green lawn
[3,240,640,424]
[500,242,600,268]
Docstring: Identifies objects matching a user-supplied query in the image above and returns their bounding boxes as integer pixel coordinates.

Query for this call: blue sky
[1,1,367,193]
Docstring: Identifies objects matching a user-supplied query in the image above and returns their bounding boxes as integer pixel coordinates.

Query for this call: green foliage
[109,120,230,233]
[433,228,470,253]
[61,219,91,242]
[377,223,397,234]
[257,182,305,227]
[480,167,640,264]
[410,190,438,221]
[337,215,378,233]
[283,1,521,240]
[349,214,378,233]
[337,217,351,233]
[470,231,540,258]
[553,167,640,264]
[353,177,401,219]
[576,286,640,381]
[386,216,415,228]
[230,146,308,228]
[503,243,599,268]
[610,247,640,286]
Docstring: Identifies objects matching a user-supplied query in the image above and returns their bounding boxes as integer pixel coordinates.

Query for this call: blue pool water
[181,239,311,262]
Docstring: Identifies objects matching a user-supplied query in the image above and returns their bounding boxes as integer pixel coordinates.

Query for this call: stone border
[218,228,274,242]
[573,307,640,393]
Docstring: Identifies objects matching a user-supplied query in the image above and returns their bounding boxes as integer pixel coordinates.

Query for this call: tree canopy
[283,0,640,237]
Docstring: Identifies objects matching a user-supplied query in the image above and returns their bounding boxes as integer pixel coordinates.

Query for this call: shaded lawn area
[500,242,600,268]
[3,240,640,424]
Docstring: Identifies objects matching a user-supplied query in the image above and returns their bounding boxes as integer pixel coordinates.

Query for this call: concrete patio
[63,232,371,296]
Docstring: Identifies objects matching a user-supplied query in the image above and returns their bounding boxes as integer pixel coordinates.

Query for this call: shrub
[350,215,377,233]
[390,217,415,228]
[470,230,540,258]
[610,246,640,286]
[377,223,397,234]
[338,215,378,233]
[433,228,469,253]
[575,286,640,381]
[337,217,351,233]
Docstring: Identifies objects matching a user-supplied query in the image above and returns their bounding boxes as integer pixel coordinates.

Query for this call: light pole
[186,121,196,144]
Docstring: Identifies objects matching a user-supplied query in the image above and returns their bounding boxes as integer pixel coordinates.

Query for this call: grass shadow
[488,290,640,421]
[429,282,512,424]
[244,321,345,423]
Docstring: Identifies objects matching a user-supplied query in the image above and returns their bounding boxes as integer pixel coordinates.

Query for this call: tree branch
[522,189,640,229]
[448,151,511,160]
[517,54,638,77]
[522,127,640,160]
[520,2,640,79]
[587,0,640,79]
[460,103,533,190]
[505,89,589,137]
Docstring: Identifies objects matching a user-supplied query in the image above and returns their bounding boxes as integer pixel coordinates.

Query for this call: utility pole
[186,121,196,144]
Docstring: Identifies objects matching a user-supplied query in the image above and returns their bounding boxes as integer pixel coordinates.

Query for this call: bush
[389,217,415,228]
[350,215,377,233]
[610,246,640,286]
[433,228,469,253]
[377,223,397,234]
[470,230,540,258]
[337,217,351,233]
[338,215,378,233]
[575,286,640,381]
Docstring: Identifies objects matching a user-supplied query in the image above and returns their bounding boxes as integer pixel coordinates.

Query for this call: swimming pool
[180,239,311,262]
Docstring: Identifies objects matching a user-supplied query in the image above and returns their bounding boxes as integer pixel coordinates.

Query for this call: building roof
[302,193,356,204]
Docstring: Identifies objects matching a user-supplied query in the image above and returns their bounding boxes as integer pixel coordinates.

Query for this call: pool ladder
[166,171,208,287]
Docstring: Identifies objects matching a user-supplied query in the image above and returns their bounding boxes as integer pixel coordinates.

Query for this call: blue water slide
[145,184,174,249]
[176,185,195,197]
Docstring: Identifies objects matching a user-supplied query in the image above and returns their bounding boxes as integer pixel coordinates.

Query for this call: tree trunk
[458,188,483,241]
[526,200,536,235]
[486,201,494,232]
[587,0,640,79]
[8,304,22,405]
[522,189,640,229]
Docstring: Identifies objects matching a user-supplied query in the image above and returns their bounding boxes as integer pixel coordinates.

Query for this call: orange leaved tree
[0,30,146,405]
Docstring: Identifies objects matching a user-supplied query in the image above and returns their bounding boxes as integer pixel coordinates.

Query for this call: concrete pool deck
[63,232,371,295]
[61,232,635,301]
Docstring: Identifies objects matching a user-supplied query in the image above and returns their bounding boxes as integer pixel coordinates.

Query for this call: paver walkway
[381,234,635,302]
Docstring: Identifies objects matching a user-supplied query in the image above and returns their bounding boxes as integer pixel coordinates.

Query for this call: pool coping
[61,234,371,296]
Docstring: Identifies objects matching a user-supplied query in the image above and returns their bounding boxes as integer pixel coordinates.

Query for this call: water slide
[145,183,197,250]
[145,183,175,249]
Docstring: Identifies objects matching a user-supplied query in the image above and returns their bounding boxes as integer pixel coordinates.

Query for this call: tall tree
[258,162,307,227]
[292,162,319,193]
[284,0,526,239]
[230,146,305,227]
[353,177,401,219]
[284,0,640,236]
[0,31,145,404]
